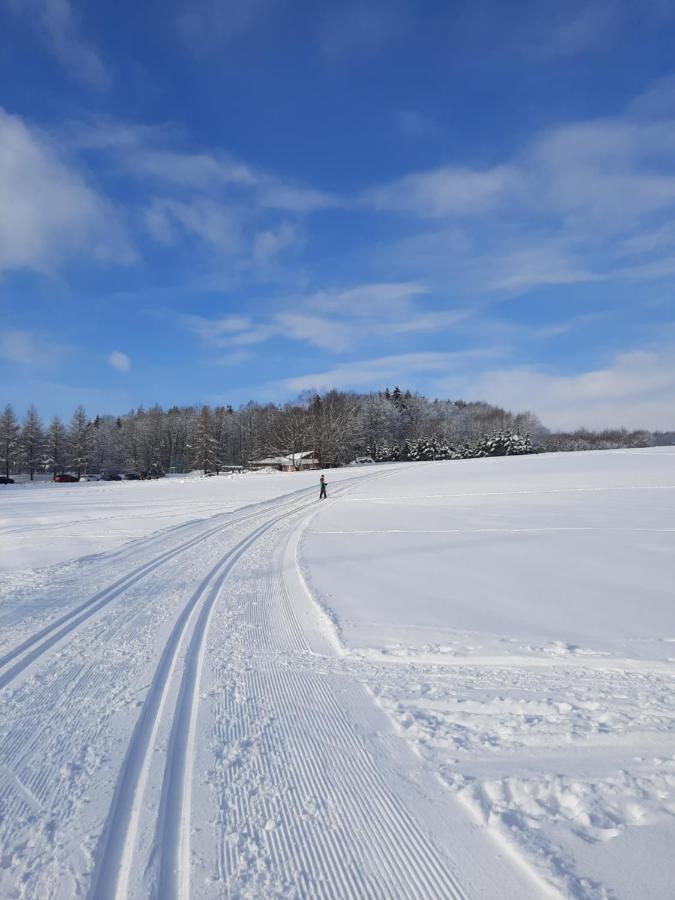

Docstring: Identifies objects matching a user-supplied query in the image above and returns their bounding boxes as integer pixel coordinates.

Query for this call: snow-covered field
[1,449,673,898]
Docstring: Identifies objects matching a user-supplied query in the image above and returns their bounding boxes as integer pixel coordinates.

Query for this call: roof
[249,450,319,466]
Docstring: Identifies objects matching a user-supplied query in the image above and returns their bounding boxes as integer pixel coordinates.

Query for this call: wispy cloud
[253,223,297,262]
[7,0,111,88]
[95,132,332,213]
[305,281,429,315]
[0,329,69,366]
[184,281,468,356]
[0,108,132,274]
[436,341,675,430]
[108,351,131,373]
[64,117,329,266]
[283,349,504,392]
[371,81,675,294]
[367,165,517,218]
[144,197,242,254]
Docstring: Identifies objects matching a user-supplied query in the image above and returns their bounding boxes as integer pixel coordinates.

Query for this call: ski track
[2,467,515,899]
[86,475,416,900]
[204,511,468,899]
[87,518,284,900]
[0,488,324,693]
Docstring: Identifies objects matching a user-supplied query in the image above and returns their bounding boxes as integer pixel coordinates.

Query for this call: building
[248,450,320,472]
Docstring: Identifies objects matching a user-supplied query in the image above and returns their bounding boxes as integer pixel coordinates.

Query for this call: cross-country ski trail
[0,472,540,899]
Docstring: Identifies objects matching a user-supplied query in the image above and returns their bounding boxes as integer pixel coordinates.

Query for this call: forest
[0,386,667,479]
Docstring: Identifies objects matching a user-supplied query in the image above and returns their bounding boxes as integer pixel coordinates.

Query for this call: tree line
[0,386,669,480]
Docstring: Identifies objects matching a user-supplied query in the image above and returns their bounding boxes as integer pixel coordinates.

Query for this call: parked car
[80,473,101,482]
[102,473,122,481]
[124,472,141,480]
[54,473,79,483]
[140,465,165,479]
[0,476,15,485]
[350,456,374,466]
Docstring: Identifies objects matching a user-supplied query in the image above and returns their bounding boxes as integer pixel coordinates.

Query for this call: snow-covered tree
[0,404,20,479]
[21,405,44,480]
[189,405,220,472]
[68,405,93,477]
[45,416,68,476]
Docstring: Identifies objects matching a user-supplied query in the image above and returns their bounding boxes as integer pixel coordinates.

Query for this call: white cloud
[437,343,675,431]
[367,165,516,218]
[109,140,331,214]
[7,0,111,89]
[307,281,429,315]
[68,120,330,265]
[0,329,68,366]
[253,222,297,261]
[371,82,675,294]
[381,309,471,334]
[130,149,257,190]
[185,314,254,342]
[184,281,465,357]
[185,314,276,348]
[0,108,132,274]
[108,351,131,373]
[144,197,242,254]
[276,312,355,352]
[284,349,502,392]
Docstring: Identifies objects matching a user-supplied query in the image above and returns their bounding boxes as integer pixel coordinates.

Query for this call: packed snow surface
[1,449,673,899]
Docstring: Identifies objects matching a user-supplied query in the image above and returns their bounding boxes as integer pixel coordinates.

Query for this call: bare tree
[45,416,68,477]
[21,405,44,480]
[68,405,93,477]
[189,405,220,472]
[0,404,20,479]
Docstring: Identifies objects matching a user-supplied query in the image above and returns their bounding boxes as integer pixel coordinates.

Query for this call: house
[248,450,320,472]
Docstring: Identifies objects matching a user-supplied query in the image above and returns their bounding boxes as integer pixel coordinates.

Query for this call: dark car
[0,476,15,485]
[54,473,79,483]
[140,465,164,480]
[124,472,141,480]
[102,473,122,481]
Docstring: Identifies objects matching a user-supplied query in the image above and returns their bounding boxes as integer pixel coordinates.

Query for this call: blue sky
[1,0,675,429]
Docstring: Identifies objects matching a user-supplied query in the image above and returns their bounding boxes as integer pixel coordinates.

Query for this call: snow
[0,468,368,573]
[1,449,673,898]
[300,448,675,897]
[302,449,675,661]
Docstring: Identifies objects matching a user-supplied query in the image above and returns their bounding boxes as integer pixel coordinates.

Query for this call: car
[350,456,375,466]
[0,476,15,485]
[80,473,101,482]
[54,473,79,483]
[102,473,122,481]
[124,472,141,480]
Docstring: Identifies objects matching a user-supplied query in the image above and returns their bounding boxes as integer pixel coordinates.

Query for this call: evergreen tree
[45,416,68,476]
[21,405,44,480]
[189,405,220,473]
[391,386,404,409]
[69,405,93,477]
[0,404,20,479]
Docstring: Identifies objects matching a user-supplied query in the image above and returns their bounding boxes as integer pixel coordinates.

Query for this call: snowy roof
[249,450,318,466]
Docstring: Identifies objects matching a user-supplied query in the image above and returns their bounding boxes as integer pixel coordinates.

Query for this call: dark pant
[320,484,327,499]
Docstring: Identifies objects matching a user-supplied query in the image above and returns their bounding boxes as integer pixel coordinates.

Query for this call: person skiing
[319,474,327,500]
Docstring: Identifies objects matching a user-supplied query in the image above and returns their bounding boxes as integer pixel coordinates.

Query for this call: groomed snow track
[0,471,531,899]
